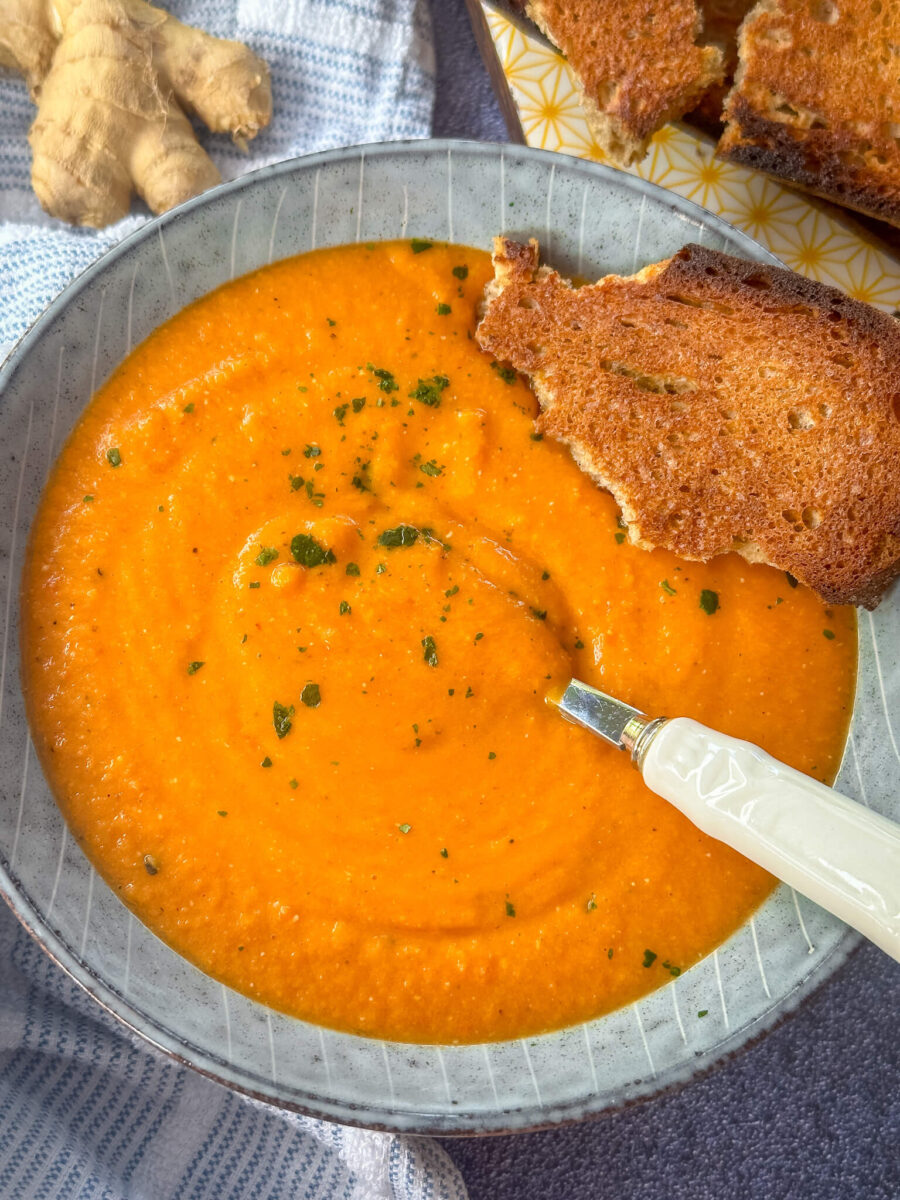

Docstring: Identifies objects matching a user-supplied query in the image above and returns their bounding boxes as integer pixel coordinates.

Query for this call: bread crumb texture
[525,0,724,165]
[477,237,900,608]
[719,0,900,227]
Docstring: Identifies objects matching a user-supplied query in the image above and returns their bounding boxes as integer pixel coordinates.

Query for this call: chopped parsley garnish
[217,810,227,817]
[586,894,597,912]
[530,432,543,442]
[326,317,336,326]
[786,572,799,588]
[660,579,677,596]
[505,898,516,917]
[248,582,261,589]
[419,459,443,477]
[410,239,432,254]
[273,701,295,739]
[304,444,321,458]
[422,636,439,667]
[289,778,299,789]
[378,524,418,549]
[352,397,366,413]
[83,495,94,503]
[440,847,449,858]
[255,546,279,566]
[574,639,585,650]
[823,628,836,640]
[662,960,681,977]
[698,1009,709,1018]
[465,686,474,698]
[614,532,626,544]
[300,682,321,708]
[642,949,657,968]
[490,361,516,385]
[261,756,273,768]
[398,822,412,834]
[289,474,305,491]
[436,303,451,316]
[291,534,336,567]
[452,265,468,280]
[346,562,360,576]
[445,585,459,597]
[339,600,351,615]
[474,632,483,642]
[143,854,159,876]
[106,447,122,467]
[187,661,204,675]
[183,402,194,414]
[699,589,720,615]
[376,562,387,574]
[531,608,547,621]
[367,364,398,393]
[608,948,614,959]
[409,375,449,407]
[333,403,348,424]
[488,751,496,760]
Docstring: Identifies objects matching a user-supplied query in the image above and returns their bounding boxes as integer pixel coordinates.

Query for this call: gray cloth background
[430,3,900,1197]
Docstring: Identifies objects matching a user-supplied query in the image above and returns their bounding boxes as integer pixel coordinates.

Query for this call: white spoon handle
[641,718,900,962]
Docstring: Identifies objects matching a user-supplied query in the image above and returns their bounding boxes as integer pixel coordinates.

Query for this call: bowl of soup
[1,140,896,1133]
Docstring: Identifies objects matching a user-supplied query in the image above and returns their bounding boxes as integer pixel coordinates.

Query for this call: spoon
[556,678,900,963]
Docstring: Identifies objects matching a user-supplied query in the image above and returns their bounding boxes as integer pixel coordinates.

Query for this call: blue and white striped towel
[0,4,468,1196]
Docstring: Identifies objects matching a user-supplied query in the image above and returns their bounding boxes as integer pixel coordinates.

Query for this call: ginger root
[0,0,272,227]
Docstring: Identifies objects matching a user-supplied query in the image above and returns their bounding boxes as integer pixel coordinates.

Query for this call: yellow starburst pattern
[482,3,900,311]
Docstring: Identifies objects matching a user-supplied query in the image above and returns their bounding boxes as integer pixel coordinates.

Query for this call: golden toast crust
[476,237,900,609]
[718,0,900,227]
[525,0,724,165]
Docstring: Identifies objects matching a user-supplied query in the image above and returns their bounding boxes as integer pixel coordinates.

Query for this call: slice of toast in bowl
[476,237,900,608]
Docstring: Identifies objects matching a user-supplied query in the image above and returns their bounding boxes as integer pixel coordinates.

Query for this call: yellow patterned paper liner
[484,7,900,310]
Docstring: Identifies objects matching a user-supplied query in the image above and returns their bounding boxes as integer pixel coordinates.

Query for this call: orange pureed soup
[22,241,856,1043]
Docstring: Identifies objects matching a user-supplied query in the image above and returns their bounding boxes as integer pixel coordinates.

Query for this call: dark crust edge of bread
[718,98,900,229]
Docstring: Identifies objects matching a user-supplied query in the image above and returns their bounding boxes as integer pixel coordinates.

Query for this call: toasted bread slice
[718,0,900,228]
[525,0,724,166]
[476,238,900,608]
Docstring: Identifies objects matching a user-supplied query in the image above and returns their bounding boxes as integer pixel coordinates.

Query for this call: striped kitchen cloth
[0,3,469,1197]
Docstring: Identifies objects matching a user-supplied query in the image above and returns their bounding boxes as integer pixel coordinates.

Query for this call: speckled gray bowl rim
[0,140,881,1136]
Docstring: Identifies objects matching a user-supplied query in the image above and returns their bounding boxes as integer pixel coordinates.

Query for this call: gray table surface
[429,4,900,1198]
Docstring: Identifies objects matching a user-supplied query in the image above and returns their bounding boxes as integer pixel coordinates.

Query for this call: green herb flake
[289,778,299,789]
[376,562,387,575]
[352,397,366,413]
[187,661,205,675]
[488,751,496,760]
[367,364,398,393]
[304,444,321,459]
[346,562,360,576]
[662,960,682,977]
[445,585,459,597]
[378,524,419,549]
[106,447,122,468]
[531,608,547,621]
[340,600,351,615]
[419,459,443,477]
[699,589,720,615]
[300,682,321,708]
[410,239,432,254]
[586,894,597,912]
[83,495,94,503]
[698,1009,709,1018]
[465,686,474,698]
[614,531,626,544]
[574,639,585,650]
[326,317,336,327]
[261,756,273,768]
[642,949,657,968]
[289,473,305,491]
[422,635,439,667]
[660,579,677,596]
[333,403,349,425]
[440,847,449,858]
[474,632,484,643]
[823,628,836,640]
[530,432,543,442]
[273,701,295,739]
[409,375,450,408]
[608,948,614,959]
[291,533,336,567]
[248,582,261,589]
[490,361,516,385]
[505,898,516,918]
[436,303,451,316]
[398,822,412,834]
[217,810,227,817]
[452,265,468,280]
[183,402,194,414]
[255,546,279,567]
[143,854,159,876]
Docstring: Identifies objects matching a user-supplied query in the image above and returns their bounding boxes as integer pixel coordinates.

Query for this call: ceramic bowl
[1,140,897,1134]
